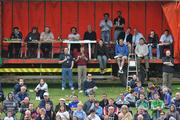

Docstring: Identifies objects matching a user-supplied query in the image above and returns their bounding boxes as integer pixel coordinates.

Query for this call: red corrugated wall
[2,1,175,56]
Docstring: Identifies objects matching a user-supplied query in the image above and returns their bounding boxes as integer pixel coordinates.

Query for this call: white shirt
[160,34,173,43]
[35,83,48,91]
[40,32,54,41]
[87,114,101,120]
[135,44,149,57]
[99,19,113,31]
[132,32,144,45]
[68,33,80,40]
[4,117,14,120]
[56,111,70,120]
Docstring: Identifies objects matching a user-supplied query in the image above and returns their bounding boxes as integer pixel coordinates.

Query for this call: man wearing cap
[55,98,69,113]
[59,47,74,91]
[39,92,53,110]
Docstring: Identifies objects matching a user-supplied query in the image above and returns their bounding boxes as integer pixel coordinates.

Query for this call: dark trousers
[41,43,52,58]
[27,43,38,58]
[8,43,21,58]
[36,90,45,99]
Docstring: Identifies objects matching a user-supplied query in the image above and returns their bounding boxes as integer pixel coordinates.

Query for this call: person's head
[59,105,66,112]
[87,25,92,32]
[108,106,115,114]
[80,46,85,53]
[21,85,27,93]
[165,50,171,57]
[72,95,78,102]
[104,13,109,20]
[32,27,38,33]
[59,98,65,105]
[138,107,145,114]
[136,81,142,87]
[139,38,145,45]
[23,97,30,104]
[170,104,176,112]
[133,28,138,35]
[102,93,107,100]
[108,98,114,105]
[71,27,77,34]
[8,92,13,100]
[43,92,49,101]
[45,26,50,33]
[162,86,168,93]
[18,78,24,85]
[40,108,46,116]
[24,110,31,118]
[95,100,99,107]
[175,92,180,100]
[137,114,144,120]
[121,105,128,114]
[87,74,93,81]
[139,94,145,100]
[13,27,19,33]
[119,39,124,46]
[126,27,131,34]
[77,102,83,111]
[117,11,122,17]
[45,102,51,111]
[64,47,69,54]
[28,103,34,111]
[164,29,169,36]
[40,79,45,85]
[7,111,12,117]
[89,109,96,117]
[98,40,103,46]
[133,74,137,80]
[150,30,155,37]
[88,94,95,101]
[154,93,159,100]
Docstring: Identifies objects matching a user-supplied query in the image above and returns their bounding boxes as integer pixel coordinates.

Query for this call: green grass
[1,84,180,119]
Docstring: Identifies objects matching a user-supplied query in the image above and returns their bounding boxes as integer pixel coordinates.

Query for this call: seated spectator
[115,39,128,73]
[147,84,157,101]
[45,102,55,120]
[83,94,95,115]
[135,38,149,72]
[36,108,50,120]
[115,93,130,108]
[19,97,30,119]
[68,95,79,118]
[0,83,5,103]
[118,105,133,120]
[104,106,118,120]
[14,78,26,95]
[94,100,103,119]
[3,92,18,119]
[134,81,144,97]
[134,106,151,120]
[124,90,136,107]
[132,28,144,46]
[123,27,132,53]
[55,115,61,120]
[23,110,31,120]
[56,105,70,120]
[157,111,166,120]
[87,109,101,120]
[40,26,54,58]
[15,85,29,103]
[94,40,109,74]
[147,30,159,59]
[8,27,23,58]
[68,27,80,53]
[128,74,138,89]
[151,93,164,120]
[75,46,88,92]
[165,104,180,120]
[99,93,109,108]
[28,103,38,120]
[73,102,86,120]
[137,114,144,120]
[103,98,118,116]
[172,92,180,113]
[34,79,48,100]
[135,93,149,111]
[25,26,40,58]
[157,29,173,59]
[83,74,97,96]
[162,86,171,108]
[39,92,53,110]
[55,98,69,113]
[4,111,14,120]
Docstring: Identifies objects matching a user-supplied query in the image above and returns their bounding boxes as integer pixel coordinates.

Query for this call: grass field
[1,83,180,119]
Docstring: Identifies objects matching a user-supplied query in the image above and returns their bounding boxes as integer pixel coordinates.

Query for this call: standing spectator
[56,105,70,120]
[118,105,133,120]
[14,78,26,95]
[123,27,132,53]
[25,27,40,58]
[162,50,174,89]
[113,11,125,42]
[94,40,109,74]
[75,46,88,92]
[59,47,74,91]
[151,93,164,120]
[3,92,18,119]
[73,102,86,120]
[147,30,159,59]
[115,39,128,73]
[172,92,180,113]
[83,74,97,96]
[135,38,149,72]
[40,26,54,58]
[99,13,113,44]
[132,28,144,46]
[87,109,101,120]
[135,93,149,111]
[8,27,23,58]
[165,104,180,120]
[83,94,95,115]
[34,79,48,100]
[99,93,109,108]
[15,86,29,103]
[104,106,118,120]
[39,92,53,110]
[157,29,173,58]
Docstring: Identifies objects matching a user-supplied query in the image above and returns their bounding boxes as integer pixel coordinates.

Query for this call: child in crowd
[128,74,138,89]
[4,111,14,120]
[162,86,171,108]
[134,81,144,98]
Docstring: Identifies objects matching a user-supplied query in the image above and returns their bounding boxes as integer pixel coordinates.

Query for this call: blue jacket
[115,44,128,56]
[163,92,171,107]
[15,92,28,102]
[39,99,53,109]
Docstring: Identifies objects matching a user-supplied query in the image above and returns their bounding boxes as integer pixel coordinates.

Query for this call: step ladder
[126,53,138,91]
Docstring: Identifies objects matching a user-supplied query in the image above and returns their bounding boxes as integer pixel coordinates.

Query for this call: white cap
[43,92,49,96]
